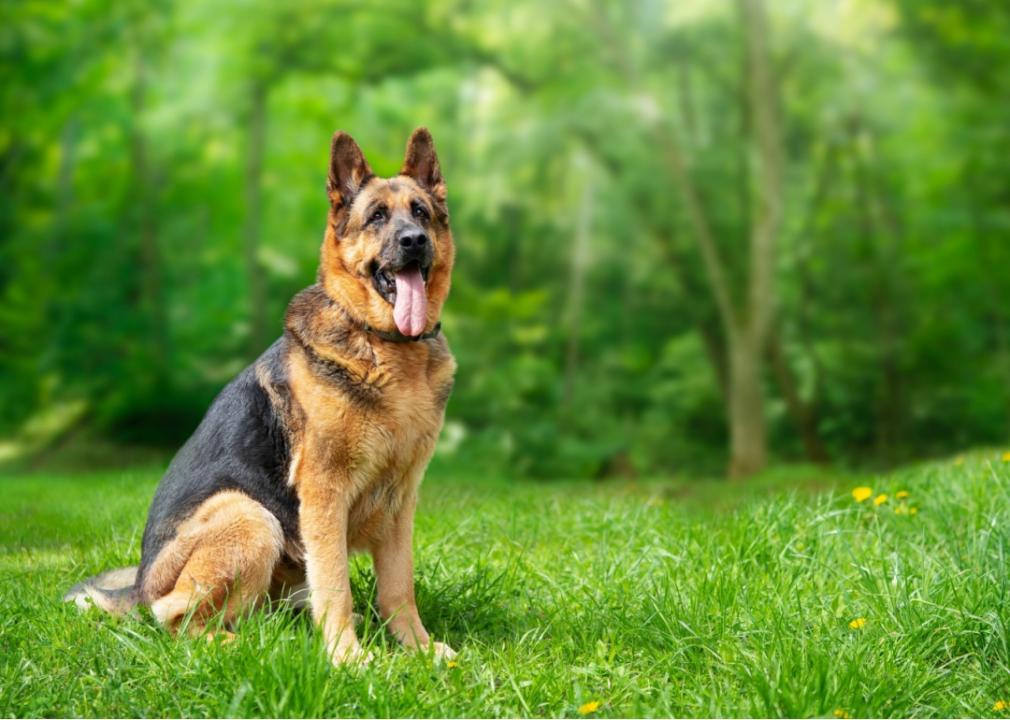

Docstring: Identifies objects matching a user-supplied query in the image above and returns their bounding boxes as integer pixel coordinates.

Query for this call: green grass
[2,453,1010,717]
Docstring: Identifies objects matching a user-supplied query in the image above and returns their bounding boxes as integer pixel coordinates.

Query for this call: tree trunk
[728,0,783,478]
[45,117,79,342]
[244,79,269,357]
[993,305,1010,438]
[53,118,78,251]
[781,141,834,459]
[850,116,904,459]
[979,230,1010,437]
[561,158,593,416]
[728,327,767,477]
[768,327,829,462]
[129,51,168,379]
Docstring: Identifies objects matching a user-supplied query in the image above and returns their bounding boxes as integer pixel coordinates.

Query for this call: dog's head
[319,128,454,338]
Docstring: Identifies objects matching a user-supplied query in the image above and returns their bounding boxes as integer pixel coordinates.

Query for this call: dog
[64,128,457,665]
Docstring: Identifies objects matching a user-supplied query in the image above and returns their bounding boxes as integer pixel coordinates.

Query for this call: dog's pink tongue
[393,268,427,337]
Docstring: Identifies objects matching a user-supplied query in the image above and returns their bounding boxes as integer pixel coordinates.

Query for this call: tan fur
[145,490,284,633]
[136,129,458,664]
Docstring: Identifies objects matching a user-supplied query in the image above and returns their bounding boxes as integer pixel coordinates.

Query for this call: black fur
[135,338,300,597]
[434,378,454,411]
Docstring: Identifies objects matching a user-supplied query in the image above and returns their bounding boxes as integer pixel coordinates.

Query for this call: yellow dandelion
[894,505,908,515]
[994,700,1008,712]
[852,486,873,503]
[833,710,851,719]
[910,507,918,515]
[874,493,888,506]
[578,700,602,715]
[446,660,459,669]
[1003,452,1010,462]
[895,491,909,500]
[849,617,866,630]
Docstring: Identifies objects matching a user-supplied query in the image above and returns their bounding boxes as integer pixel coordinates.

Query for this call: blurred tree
[126,1,173,385]
[0,0,1003,476]
[559,0,785,476]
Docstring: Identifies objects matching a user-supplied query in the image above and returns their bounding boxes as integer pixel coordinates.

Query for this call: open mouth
[372,260,431,336]
[371,261,430,305]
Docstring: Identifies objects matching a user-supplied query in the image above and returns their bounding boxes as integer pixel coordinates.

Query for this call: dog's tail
[63,566,141,616]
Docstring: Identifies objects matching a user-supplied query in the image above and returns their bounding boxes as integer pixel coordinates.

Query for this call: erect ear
[400,127,446,201]
[327,131,373,208]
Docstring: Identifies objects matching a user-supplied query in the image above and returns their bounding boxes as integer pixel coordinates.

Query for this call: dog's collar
[362,321,442,343]
[324,292,442,343]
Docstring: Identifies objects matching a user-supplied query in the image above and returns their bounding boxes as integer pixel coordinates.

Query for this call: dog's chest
[354,367,442,474]
[340,360,448,544]
[293,343,450,480]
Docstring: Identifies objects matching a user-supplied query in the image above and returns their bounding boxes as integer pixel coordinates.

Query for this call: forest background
[2,0,1006,480]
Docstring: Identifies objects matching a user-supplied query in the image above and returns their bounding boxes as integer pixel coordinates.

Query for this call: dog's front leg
[298,467,369,666]
[372,493,456,661]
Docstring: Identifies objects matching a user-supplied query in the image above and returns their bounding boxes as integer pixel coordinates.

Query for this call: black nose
[398,231,428,252]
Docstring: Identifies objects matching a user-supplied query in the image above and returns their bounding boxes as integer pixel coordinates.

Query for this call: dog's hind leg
[142,490,283,635]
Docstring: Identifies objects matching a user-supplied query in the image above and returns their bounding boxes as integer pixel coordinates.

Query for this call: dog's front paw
[330,641,374,667]
[430,641,457,663]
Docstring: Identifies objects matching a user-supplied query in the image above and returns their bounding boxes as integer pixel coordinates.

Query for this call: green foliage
[3,452,1010,715]
[0,0,1006,475]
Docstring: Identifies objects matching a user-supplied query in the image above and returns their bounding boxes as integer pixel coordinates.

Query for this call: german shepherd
[64,128,457,665]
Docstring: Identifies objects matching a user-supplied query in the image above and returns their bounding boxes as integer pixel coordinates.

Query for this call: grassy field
[2,454,1010,717]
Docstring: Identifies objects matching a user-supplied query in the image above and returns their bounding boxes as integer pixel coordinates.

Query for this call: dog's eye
[411,202,429,221]
[368,208,387,225]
